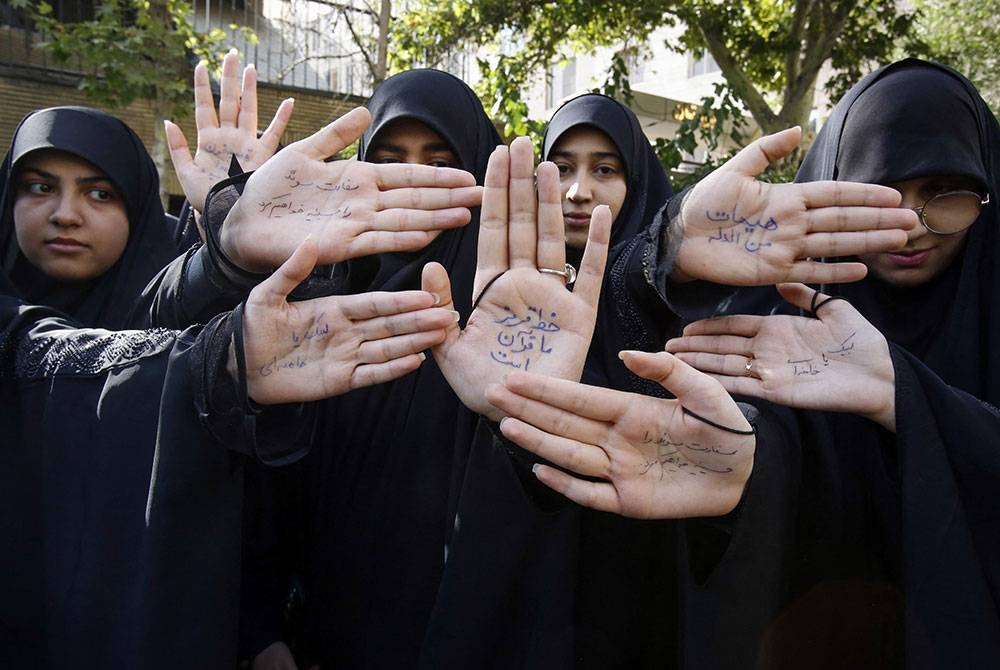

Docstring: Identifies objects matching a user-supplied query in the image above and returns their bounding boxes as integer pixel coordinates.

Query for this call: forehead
[16,149,107,178]
[549,125,620,158]
[372,117,453,149]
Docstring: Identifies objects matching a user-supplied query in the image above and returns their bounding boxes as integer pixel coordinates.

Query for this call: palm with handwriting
[242,238,458,405]
[485,351,755,519]
[674,127,917,285]
[664,283,896,430]
[423,138,611,422]
[219,107,484,272]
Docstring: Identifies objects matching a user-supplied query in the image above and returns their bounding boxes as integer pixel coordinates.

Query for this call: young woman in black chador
[0,106,178,329]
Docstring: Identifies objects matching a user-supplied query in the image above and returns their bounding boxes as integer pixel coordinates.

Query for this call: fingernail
[531,463,540,474]
[451,310,460,322]
[417,352,426,361]
[430,292,441,305]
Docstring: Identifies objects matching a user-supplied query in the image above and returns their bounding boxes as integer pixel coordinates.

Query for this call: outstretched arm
[239,238,457,404]
[665,282,896,430]
[485,350,755,519]
[671,127,918,286]
[422,137,611,421]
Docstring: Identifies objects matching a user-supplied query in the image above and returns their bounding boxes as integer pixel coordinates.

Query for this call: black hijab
[543,93,675,391]
[284,70,504,667]
[798,59,1000,403]
[0,106,177,329]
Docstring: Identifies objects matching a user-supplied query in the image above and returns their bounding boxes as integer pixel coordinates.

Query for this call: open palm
[423,137,611,421]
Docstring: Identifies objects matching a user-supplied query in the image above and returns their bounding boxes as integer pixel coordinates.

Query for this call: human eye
[20,180,52,195]
[554,161,573,177]
[594,163,622,178]
[368,151,403,164]
[427,155,459,168]
[88,188,115,203]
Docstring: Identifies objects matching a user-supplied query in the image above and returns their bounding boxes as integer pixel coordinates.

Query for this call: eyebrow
[19,167,114,186]
[368,141,457,154]
[548,149,622,161]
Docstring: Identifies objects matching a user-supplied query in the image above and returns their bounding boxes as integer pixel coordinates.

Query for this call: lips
[45,237,88,252]
[563,212,592,228]
[885,248,930,267]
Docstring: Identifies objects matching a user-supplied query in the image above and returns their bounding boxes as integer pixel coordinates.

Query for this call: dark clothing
[0,273,311,668]
[0,107,178,329]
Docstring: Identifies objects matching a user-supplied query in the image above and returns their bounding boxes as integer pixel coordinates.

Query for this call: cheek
[93,210,131,270]
[12,199,45,249]
[606,181,628,223]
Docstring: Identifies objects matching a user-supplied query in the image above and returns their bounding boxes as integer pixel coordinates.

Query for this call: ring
[744,358,755,377]
[538,263,578,285]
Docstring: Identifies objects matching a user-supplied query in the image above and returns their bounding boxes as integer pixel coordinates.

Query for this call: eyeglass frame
[911,190,991,235]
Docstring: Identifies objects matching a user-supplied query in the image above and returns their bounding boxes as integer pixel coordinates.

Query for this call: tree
[909,0,1000,113]
[392,0,916,174]
[17,0,251,201]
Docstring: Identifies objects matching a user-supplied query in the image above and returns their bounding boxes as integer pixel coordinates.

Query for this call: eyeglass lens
[921,191,985,234]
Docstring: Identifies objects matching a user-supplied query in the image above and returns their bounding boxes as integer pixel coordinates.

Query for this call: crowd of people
[1,50,997,669]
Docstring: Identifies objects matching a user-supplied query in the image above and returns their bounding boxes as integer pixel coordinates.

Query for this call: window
[690,49,719,77]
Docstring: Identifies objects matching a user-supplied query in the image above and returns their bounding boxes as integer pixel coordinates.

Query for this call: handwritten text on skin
[256,170,361,221]
[258,318,331,376]
[639,429,736,478]
[704,206,777,254]
[489,305,560,371]
[787,332,857,376]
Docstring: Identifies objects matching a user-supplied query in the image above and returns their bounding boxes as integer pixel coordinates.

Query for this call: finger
[373,163,477,189]
[295,107,372,160]
[238,62,259,135]
[338,289,438,320]
[719,127,801,178]
[501,370,629,424]
[783,260,869,284]
[530,465,622,515]
[218,49,242,127]
[376,185,484,212]
[678,315,763,338]
[164,120,193,172]
[259,98,295,156]
[663,334,754,357]
[800,230,909,259]
[775,282,818,312]
[357,307,457,343]
[670,351,754,378]
[193,60,219,132]
[621,351,749,430]
[422,261,462,351]
[796,180,903,209]
[803,205,917,234]
[369,207,473,232]
[495,414,610,479]
[508,136,538,268]
[476,145,511,284]
[337,228,454,262]
[358,329,449,363]
[701,373,769,402]
[352,354,427,390]
[251,237,318,304]
[569,205,612,307]
[535,161,566,275]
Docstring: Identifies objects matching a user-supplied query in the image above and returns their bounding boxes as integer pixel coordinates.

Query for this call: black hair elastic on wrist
[809,290,848,318]
[682,407,756,435]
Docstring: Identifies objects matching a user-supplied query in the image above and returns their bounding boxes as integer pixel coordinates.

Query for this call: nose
[895,186,929,242]
[566,172,592,203]
[49,193,83,228]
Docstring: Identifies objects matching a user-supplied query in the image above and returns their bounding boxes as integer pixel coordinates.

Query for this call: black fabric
[238,69,505,667]
[0,107,178,329]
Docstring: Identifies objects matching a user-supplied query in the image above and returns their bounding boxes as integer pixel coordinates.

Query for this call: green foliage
[28,0,252,119]
[907,0,1000,113]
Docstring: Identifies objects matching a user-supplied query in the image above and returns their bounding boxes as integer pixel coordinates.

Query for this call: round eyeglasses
[912,190,991,235]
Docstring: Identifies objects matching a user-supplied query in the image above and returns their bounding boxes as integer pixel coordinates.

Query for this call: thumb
[421,261,454,310]
[295,106,372,160]
[251,237,319,305]
[722,126,801,178]
[775,282,817,312]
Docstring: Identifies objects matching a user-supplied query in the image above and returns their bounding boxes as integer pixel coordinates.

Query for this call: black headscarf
[269,70,504,667]
[543,93,675,392]
[795,59,1000,667]
[0,106,177,329]
[798,59,1000,403]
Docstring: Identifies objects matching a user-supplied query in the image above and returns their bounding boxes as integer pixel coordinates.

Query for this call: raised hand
[220,106,483,272]
[673,127,918,285]
[485,351,755,519]
[664,283,896,430]
[422,137,611,421]
[241,237,458,405]
[166,49,293,215]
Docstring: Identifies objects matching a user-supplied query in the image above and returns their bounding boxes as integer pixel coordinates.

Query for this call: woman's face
[366,118,461,168]
[548,126,628,250]
[857,175,981,287]
[13,150,129,282]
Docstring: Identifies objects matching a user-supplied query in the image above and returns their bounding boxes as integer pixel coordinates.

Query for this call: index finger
[502,370,631,424]
[795,180,904,209]
[373,163,478,189]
